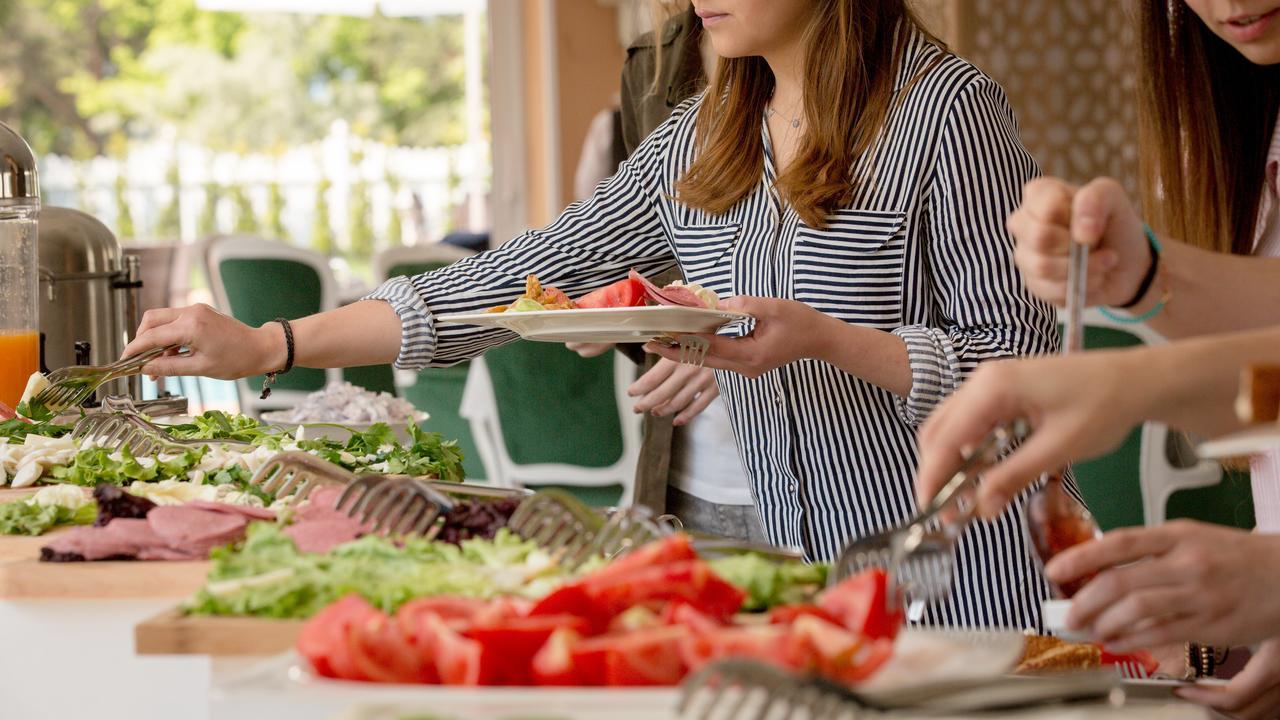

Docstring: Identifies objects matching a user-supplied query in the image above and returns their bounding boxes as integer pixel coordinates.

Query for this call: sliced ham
[628,269,708,308]
[137,546,205,561]
[282,485,370,553]
[42,519,164,561]
[146,506,249,556]
[185,500,277,521]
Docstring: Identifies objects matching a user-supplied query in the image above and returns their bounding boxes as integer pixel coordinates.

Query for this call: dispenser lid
[0,121,39,201]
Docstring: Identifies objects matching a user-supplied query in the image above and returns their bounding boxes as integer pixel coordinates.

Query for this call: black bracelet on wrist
[259,318,295,400]
[1115,229,1160,310]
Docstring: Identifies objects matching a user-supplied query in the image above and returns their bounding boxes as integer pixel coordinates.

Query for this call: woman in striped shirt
[127,0,1061,629]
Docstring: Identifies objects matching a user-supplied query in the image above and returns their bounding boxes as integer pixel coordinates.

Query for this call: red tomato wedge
[418,612,487,685]
[297,594,380,681]
[768,604,842,627]
[465,614,589,685]
[348,613,426,684]
[574,277,646,309]
[531,628,588,686]
[600,626,687,686]
[1099,648,1159,675]
[679,624,791,673]
[397,596,487,624]
[819,568,903,641]
[589,560,746,620]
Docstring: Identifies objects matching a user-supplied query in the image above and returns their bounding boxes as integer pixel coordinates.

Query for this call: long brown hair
[1138,1,1280,255]
[675,1,935,228]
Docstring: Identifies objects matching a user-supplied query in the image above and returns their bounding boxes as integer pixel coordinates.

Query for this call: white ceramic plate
[436,306,752,344]
[1196,424,1280,460]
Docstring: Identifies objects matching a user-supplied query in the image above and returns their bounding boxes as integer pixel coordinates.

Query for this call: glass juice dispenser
[0,121,40,409]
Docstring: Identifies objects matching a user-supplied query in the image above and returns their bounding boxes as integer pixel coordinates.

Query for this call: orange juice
[0,330,38,409]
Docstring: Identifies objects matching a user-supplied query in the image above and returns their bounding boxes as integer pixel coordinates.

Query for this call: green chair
[375,244,487,481]
[1064,309,1238,530]
[461,341,641,506]
[206,235,395,416]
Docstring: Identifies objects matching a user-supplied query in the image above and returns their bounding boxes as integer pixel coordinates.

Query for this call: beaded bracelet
[259,317,295,400]
[1098,225,1169,324]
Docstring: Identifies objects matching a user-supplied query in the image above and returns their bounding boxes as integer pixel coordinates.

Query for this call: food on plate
[628,268,719,309]
[1013,634,1160,676]
[486,275,576,313]
[40,484,276,562]
[486,269,720,314]
[186,525,577,619]
[295,535,901,687]
[263,381,419,425]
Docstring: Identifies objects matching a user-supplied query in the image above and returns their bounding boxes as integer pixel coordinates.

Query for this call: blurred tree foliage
[0,0,472,158]
[312,178,334,255]
[229,183,256,233]
[264,180,286,240]
[154,161,182,238]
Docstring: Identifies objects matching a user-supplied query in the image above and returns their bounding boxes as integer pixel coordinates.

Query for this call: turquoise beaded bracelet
[1098,225,1166,324]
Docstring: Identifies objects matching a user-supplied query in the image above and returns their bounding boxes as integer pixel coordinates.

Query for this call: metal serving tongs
[678,658,1122,719]
[28,344,184,416]
[507,489,805,571]
[831,418,1031,604]
[71,411,254,456]
[247,451,528,533]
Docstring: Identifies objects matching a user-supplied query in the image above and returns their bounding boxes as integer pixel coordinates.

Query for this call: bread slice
[1014,635,1102,674]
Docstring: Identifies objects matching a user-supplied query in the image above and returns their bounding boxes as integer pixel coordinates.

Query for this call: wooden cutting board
[0,557,210,599]
[0,529,65,562]
[0,487,38,503]
[135,607,303,656]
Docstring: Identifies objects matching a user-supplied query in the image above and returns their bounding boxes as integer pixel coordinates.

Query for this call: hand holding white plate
[436,306,751,345]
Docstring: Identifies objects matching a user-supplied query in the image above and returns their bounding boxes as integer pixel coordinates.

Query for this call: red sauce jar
[1025,472,1101,598]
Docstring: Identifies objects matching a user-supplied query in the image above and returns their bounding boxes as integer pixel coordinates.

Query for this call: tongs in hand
[832,419,1031,606]
[27,345,183,416]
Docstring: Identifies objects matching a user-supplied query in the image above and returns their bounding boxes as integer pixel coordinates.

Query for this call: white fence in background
[40,120,491,250]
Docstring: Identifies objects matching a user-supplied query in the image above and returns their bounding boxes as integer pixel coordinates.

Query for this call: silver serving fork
[679,658,1123,719]
[335,475,457,537]
[507,489,667,570]
[677,335,711,367]
[71,412,253,455]
[831,419,1031,605]
[248,451,355,502]
[29,345,181,415]
[679,660,884,720]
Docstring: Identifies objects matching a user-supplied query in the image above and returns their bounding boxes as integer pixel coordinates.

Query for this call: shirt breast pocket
[792,208,907,328]
[670,222,740,299]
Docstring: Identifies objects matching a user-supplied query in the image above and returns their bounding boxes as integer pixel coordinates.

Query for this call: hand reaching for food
[627,358,719,425]
[1177,638,1280,720]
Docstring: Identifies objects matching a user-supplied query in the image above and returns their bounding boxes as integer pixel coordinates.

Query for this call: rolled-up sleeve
[892,76,1059,425]
[364,104,690,369]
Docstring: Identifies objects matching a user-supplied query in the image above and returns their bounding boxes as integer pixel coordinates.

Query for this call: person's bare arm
[123,300,402,379]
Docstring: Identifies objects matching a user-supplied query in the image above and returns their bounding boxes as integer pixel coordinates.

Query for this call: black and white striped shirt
[369,34,1063,630]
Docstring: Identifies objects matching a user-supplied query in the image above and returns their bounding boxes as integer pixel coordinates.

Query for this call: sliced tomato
[348,613,425,684]
[580,534,698,589]
[574,277,646,309]
[419,612,487,685]
[601,626,688,686]
[530,584,612,634]
[396,596,486,624]
[0,401,15,421]
[531,628,588,686]
[679,624,791,673]
[465,614,589,685]
[590,560,746,620]
[819,568,903,641]
[788,614,865,675]
[472,596,534,627]
[660,602,722,633]
[297,594,379,681]
[768,604,842,627]
[1099,648,1159,676]
[831,637,894,685]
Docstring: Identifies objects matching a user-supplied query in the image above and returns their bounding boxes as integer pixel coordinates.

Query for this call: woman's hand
[915,350,1153,518]
[1044,521,1280,651]
[642,296,834,379]
[122,304,283,380]
[1007,177,1152,307]
[565,342,614,358]
[627,358,719,425]
[1178,639,1280,720]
